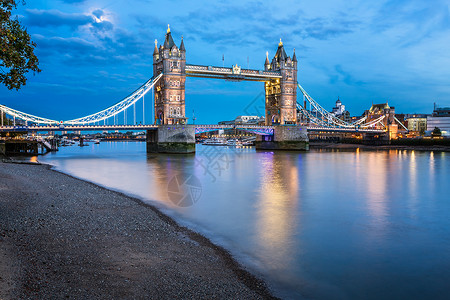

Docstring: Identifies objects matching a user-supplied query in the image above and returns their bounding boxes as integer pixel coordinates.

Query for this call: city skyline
[1,0,449,124]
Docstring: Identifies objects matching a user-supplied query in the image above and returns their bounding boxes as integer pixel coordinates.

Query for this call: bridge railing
[261,71,282,77]
[210,66,232,73]
[186,65,209,71]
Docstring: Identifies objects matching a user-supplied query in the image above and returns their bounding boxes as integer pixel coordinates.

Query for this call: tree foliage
[432,127,441,137]
[0,0,40,90]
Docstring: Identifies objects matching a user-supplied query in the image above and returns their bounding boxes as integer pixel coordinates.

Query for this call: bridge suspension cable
[0,74,162,127]
[296,83,387,129]
[361,115,386,127]
[297,83,353,128]
[394,116,408,131]
[64,73,163,125]
[0,104,59,125]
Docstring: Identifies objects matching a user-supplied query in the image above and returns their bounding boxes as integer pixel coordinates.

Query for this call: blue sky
[2,0,450,124]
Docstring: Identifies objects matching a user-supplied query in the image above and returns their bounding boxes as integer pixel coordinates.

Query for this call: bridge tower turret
[153,25,187,125]
[264,40,298,125]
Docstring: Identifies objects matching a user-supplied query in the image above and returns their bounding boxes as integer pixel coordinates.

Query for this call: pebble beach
[0,160,276,299]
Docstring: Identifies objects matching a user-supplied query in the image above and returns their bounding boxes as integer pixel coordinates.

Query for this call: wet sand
[0,161,276,299]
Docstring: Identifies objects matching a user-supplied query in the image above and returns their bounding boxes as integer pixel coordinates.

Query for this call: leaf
[0,0,41,90]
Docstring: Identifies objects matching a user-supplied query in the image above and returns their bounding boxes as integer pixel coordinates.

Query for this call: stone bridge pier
[255,125,309,151]
[147,125,195,153]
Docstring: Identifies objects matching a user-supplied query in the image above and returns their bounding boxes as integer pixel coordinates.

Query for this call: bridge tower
[264,40,297,125]
[153,25,187,125]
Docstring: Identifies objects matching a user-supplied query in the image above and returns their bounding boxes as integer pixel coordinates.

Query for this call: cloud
[303,17,357,40]
[31,20,152,67]
[24,8,115,34]
[32,33,142,66]
[25,9,94,29]
[92,9,104,19]
[372,0,450,46]
[32,34,98,55]
[329,65,365,86]
[91,20,114,33]
[131,0,357,59]
[23,8,148,66]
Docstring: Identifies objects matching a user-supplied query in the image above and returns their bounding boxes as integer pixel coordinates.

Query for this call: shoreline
[0,159,278,299]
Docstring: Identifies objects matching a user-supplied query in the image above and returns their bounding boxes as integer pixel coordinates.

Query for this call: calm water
[39,142,450,299]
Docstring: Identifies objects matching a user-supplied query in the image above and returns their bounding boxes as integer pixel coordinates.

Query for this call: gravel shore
[0,161,276,299]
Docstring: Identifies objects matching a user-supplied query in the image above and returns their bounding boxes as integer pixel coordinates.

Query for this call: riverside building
[427,106,450,136]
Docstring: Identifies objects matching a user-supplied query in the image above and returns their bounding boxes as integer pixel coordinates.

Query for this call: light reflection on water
[39,142,450,299]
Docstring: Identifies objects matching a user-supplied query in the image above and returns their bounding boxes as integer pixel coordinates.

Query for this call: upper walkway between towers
[185,64,282,81]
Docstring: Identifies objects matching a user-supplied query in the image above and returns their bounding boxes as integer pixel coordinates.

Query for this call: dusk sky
[2,0,450,124]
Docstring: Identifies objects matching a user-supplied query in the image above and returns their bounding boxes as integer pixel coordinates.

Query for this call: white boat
[84,139,100,144]
[241,141,254,146]
[202,138,227,146]
[226,139,241,146]
[61,139,76,146]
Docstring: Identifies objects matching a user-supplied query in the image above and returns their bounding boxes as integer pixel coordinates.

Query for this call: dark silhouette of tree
[1,0,40,90]
[432,127,441,137]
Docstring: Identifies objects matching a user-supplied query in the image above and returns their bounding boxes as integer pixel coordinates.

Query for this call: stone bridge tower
[153,25,187,124]
[264,40,298,125]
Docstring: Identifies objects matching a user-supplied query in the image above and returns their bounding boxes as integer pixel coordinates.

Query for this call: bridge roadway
[0,124,385,134]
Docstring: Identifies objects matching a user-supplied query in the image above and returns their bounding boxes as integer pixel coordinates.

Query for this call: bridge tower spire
[153,25,187,125]
[264,39,298,125]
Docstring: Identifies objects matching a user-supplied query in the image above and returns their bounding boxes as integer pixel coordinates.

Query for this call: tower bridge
[1,25,392,153]
[152,26,298,126]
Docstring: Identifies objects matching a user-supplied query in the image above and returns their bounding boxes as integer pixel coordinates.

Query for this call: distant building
[340,111,351,123]
[331,98,346,115]
[405,114,428,134]
[331,98,351,122]
[365,102,395,125]
[427,105,450,136]
[433,106,450,117]
[364,102,397,137]
[219,115,264,125]
[234,115,260,124]
[366,102,394,116]
[218,120,235,125]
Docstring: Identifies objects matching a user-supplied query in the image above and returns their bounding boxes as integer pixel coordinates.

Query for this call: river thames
[39,142,449,299]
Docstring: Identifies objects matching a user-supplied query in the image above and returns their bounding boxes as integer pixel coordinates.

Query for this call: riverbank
[0,160,276,299]
[309,142,450,152]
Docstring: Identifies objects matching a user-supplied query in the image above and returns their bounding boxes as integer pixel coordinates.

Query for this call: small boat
[61,139,76,146]
[241,141,254,146]
[226,139,241,146]
[202,138,227,146]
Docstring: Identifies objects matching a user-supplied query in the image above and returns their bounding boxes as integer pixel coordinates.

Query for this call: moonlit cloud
[24,9,94,28]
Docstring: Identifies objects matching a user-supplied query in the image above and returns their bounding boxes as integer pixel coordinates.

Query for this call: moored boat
[202,138,227,146]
